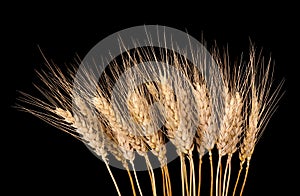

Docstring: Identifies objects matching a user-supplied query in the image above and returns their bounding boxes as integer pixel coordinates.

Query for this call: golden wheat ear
[232,46,285,196]
[15,53,127,196]
[210,45,246,196]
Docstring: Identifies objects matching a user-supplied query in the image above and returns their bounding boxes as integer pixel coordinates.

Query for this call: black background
[3,3,298,195]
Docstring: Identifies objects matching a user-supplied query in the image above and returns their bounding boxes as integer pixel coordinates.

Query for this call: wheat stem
[187,154,196,196]
[232,161,244,196]
[215,155,222,196]
[180,155,186,196]
[221,158,228,196]
[127,168,137,196]
[162,165,171,196]
[162,167,166,196]
[104,159,122,196]
[219,160,223,196]
[130,161,144,196]
[209,150,214,196]
[145,155,157,196]
[224,157,232,196]
[225,166,231,196]
[180,155,190,196]
[197,156,202,196]
[222,154,232,196]
[163,165,172,196]
[239,158,251,196]
[184,157,190,196]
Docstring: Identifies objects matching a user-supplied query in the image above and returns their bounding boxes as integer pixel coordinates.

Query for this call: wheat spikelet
[128,88,168,164]
[160,82,179,137]
[146,82,161,101]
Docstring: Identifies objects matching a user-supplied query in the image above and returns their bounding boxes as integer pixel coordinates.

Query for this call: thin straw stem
[221,158,229,196]
[215,155,222,196]
[232,161,244,196]
[239,158,251,196]
[197,157,202,196]
[181,155,186,196]
[127,168,137,196]
[219,162,223,196]
[165,165,172,196]
[224,158,232,196]
[145,156,157,196]
[188,154,196,196]
[162,168,166,196]
[131,161,144,196]
[209,151,214,196]
[104,159,122,196]
[222,154,232,196]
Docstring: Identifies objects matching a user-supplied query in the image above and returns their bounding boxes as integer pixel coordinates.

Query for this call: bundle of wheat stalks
[16,42,284,196]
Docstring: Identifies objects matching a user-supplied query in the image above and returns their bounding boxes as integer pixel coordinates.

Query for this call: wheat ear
[233,47,284,196]
[55,106,121,196]
[193,81,215,196]
[159,78,191,196]
[73,95,125,195]
[176,85,196,196]
[215,86,231,196]
[15,62,123,196]
[127,90,159,196]
[93,94,146,196]
[222,92,244,196]
[215,88,242,196]
[145,82,172,196]
[213,47,248,196]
